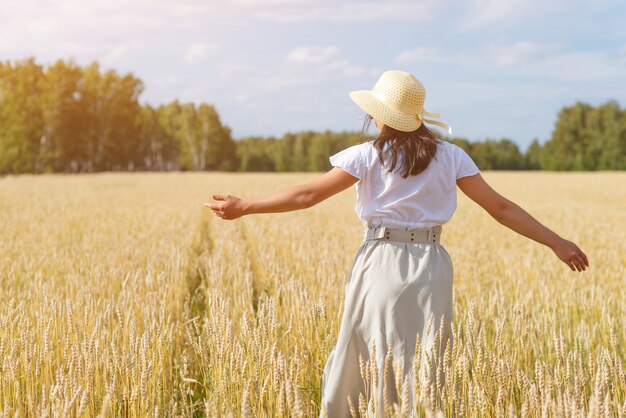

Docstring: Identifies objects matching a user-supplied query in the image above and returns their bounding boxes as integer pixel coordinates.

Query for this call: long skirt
[319,229,454,418]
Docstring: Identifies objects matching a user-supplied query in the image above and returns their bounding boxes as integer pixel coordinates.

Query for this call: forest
[1,58,624,174]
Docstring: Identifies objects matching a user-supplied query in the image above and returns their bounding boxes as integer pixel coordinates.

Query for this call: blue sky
[1,0,625,152]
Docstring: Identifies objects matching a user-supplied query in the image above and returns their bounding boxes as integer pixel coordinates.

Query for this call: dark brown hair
[359,114,443,178]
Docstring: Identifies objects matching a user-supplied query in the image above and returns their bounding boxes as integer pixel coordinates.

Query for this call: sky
[1,0,625,152]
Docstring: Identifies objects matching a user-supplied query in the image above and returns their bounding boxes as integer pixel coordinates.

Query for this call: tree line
[1,58,624,174]
[0,58,236,173]
[238,100,625,172]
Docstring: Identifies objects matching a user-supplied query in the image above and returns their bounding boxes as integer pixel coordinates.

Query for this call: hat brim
[349,90,421,132]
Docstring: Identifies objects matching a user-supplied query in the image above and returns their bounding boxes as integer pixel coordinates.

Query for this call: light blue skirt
[319,230,454,417]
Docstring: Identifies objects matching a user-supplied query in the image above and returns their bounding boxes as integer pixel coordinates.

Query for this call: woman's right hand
[550,238,589,272]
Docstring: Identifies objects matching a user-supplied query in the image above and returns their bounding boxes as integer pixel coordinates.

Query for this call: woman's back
[206,69,589,418]
[329,139,481,230]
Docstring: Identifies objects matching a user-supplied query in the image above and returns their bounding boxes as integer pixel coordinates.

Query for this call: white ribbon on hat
[417,110,453,135]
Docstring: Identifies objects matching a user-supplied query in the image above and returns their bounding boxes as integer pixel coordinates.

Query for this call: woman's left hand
[204,194,246,220]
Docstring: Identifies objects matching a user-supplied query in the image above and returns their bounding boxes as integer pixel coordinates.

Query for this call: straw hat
[349,70,452,134]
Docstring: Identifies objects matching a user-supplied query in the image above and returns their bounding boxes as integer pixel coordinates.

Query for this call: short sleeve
[329,144,366,180]
[455,145,480,179]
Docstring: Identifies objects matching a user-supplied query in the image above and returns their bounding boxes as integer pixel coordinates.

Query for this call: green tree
[541,101,594,171]
[307,131,333,171]
[164,102,237,171]
[100,69,144,170]
[0,58,45,173]
[236,137,276,171]
[593,101,624,170]
[197,104,238,170]
[542,100,626,171]
[139,105,179,170]
[40,59,87,172]
[524,138,542,170]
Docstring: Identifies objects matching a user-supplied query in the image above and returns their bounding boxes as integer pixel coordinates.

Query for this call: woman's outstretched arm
[456,173,590,272]
[204,167,359,220]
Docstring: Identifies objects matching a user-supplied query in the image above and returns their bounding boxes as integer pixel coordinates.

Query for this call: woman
[205,70,589,417]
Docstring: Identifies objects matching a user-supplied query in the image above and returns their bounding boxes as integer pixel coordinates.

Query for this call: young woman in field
[205,70,589,417]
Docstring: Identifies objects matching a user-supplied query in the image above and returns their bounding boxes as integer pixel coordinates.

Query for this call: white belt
[364,225,442,244]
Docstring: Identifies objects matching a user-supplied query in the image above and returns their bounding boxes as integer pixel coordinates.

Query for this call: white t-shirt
[329,139,480,230]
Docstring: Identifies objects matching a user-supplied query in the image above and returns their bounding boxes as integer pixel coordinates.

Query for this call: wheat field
[0,171,624,417]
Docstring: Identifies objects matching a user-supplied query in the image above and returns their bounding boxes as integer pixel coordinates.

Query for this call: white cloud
[0,0,166,63]
[184,42,220,64]
[460,0,578,29]
[286,46,340,64]
[394,40,625,83]
[425,40,626,83]
[0,0,439,32]
[462,0,530,28]
[393,41,563,68]
[0,0,439,70]
[224,0,439,22]
[285,45,372,77]
[519,51,626,81]
[394,47,441,64]
[482,41,562,66]
[618,44,626,61]
[103,46,130,64]
[149,76,181,86]
[449,40,625,80]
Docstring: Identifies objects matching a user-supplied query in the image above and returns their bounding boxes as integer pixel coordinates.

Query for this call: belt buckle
[366,226,389,240]
[374,226,389,240]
